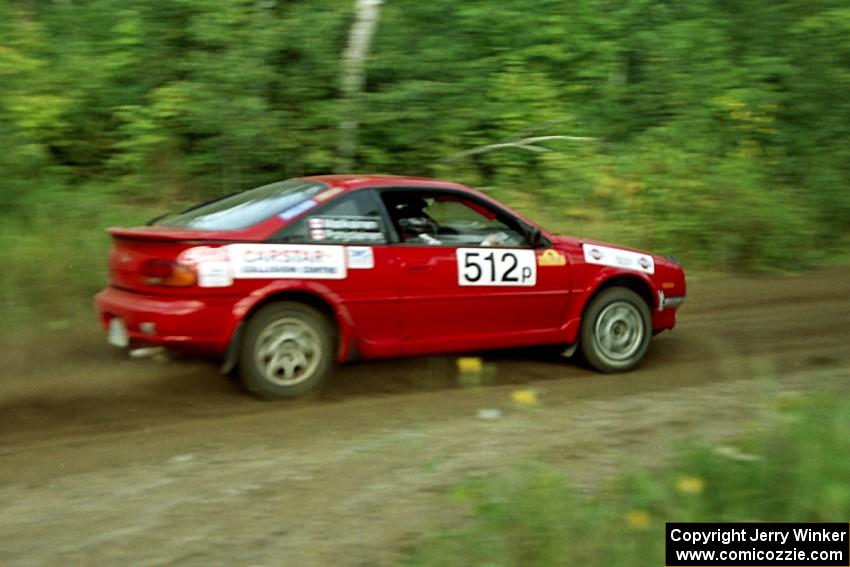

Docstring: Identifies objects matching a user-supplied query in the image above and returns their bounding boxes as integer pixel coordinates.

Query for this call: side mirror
[526,225,547,248]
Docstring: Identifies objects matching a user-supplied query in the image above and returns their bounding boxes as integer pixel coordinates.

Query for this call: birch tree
[337,0,383,171]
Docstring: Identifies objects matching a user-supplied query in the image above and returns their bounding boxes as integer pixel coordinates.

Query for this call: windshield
[154,179,327,230]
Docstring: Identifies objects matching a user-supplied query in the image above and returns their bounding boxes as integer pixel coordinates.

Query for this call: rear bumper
[94,286,237,355]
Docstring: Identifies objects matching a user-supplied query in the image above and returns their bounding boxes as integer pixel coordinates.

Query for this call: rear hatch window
[153,179,326,230]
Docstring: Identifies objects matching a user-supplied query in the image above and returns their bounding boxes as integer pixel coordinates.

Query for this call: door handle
[401,258,438,271]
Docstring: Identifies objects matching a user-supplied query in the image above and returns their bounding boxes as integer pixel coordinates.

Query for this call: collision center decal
[226,244,347,280]
[180,244,349,285]
[582,243,654,274]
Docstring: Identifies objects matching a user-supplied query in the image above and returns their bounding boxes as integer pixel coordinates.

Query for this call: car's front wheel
[239,302,335,399]
[579,287,651,373]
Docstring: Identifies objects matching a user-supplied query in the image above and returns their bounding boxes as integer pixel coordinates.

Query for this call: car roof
[300,174,470,193]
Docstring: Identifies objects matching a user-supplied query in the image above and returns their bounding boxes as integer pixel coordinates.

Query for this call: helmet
[398,216,438,236]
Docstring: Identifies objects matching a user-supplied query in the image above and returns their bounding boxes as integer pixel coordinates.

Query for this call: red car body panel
[95,175,686,362]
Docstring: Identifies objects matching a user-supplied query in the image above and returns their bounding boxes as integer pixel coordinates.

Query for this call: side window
[380,190,527,248]
[274,190,388,244]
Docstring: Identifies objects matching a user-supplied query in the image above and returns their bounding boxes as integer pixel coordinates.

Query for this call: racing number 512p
[457,248,536,287]
[462,251,517,282]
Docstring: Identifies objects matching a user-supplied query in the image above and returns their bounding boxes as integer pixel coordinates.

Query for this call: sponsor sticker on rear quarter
[582,244,654,274]
[178,246,230,265]
[197,261,233,287]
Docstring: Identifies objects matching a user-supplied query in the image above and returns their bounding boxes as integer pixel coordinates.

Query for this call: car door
[272,189,402,357]
[378,188,572,355]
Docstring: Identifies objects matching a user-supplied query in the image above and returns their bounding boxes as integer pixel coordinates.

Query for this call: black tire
[579,287,651,373]
[239,302,335,399]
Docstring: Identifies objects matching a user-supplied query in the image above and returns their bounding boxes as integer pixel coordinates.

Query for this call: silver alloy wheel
[254,317,321,386]
[593,301,645,363]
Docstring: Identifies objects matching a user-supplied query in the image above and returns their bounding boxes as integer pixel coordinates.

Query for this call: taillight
[141,260,196,287]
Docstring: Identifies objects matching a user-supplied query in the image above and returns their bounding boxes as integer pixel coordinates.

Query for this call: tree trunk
[337,0,383,172]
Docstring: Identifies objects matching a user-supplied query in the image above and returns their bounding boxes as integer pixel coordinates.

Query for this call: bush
[0,194,158,330]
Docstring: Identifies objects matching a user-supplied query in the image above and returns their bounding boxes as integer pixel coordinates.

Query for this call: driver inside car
[389,197,442,244]
[386,194,522,247]
[479,231,512,246]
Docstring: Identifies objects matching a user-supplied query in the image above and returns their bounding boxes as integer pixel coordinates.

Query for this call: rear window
[154,180,327,230]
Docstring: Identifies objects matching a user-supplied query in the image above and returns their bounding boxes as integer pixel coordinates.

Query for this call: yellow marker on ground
[511,389,538,406]
[457,357,483,374]
[625,510,651,529]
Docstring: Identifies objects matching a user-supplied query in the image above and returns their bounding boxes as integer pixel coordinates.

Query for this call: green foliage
[1,0,850,323]
[0,190,155,325]
[402,394,850,567]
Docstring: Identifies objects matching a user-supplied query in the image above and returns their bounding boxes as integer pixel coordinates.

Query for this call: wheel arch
[222,287,353,374]
[585,273,656,314]
[246,289,339,325]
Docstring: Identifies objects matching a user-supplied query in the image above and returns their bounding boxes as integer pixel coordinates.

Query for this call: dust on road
[1,267,849,565]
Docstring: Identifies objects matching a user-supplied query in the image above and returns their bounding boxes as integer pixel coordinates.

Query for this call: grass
[0,200,160,337]
[400,394,850,567]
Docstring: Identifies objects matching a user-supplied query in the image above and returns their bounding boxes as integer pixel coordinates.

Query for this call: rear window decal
[279,199,318,220]
[582,244,654,274]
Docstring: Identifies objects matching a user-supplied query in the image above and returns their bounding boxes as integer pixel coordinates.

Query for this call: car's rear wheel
[239,302,335,399]
[579,287,651,373]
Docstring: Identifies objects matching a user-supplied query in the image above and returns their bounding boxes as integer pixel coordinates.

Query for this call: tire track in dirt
[1,267,848,451]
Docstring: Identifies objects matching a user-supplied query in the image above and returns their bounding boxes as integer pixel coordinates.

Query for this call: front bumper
[94,286,236,355]
[651,292,684,334]
[662,295,685,309]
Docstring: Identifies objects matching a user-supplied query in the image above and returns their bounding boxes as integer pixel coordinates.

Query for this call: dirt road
[1,268,849,566]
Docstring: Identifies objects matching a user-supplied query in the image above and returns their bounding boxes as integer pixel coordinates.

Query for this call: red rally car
[95,175,686,398]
